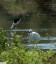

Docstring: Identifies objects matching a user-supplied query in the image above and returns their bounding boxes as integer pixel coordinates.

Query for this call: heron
[28,29,41,46]
[10,15,22,36]
[11,15,22,29]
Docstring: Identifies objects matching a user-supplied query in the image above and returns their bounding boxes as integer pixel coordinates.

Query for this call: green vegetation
[0,28,56,64]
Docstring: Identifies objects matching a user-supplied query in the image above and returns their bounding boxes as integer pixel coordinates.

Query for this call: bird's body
[11,15,22,29]
[10,15,22,36]
[28,31,41,44]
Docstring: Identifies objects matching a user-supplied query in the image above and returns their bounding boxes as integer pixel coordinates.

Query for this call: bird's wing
[14,18,21,25]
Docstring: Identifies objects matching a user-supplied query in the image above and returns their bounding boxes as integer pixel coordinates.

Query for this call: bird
[28,29,41,46]
[11,15,22,29]
[10,15,22,36]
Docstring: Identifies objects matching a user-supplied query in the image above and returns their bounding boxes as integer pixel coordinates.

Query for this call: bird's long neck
[10,22,15,29]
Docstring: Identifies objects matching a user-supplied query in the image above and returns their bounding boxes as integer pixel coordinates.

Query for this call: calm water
[0,0,56,49]
[26,43,56,49]
[0,3,56,45]
[6,28,56,49]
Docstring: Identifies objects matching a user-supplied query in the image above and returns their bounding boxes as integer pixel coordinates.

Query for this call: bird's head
[14,14,22,23]
[29,29,32,33]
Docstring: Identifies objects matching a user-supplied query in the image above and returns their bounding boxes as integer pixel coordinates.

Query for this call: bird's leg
[33,43,34,47]
[10,22,14,36]
[46,33,50,41]
[35,42,37,47]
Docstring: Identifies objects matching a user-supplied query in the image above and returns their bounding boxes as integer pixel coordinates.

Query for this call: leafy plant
[0,28,56,64]
[0,28,7,53]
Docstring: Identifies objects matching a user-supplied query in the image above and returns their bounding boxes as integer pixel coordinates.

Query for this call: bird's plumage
[28,31,41,43]
[11,15,22,29]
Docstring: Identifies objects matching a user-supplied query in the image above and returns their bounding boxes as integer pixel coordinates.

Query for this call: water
[6,28,56,49]
[0,1,56,49]
[6,28,56,43]
[26,43,56,49]
[41,37,56,40]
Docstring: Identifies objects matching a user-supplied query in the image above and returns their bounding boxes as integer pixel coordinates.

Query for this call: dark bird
[11,15,22,28]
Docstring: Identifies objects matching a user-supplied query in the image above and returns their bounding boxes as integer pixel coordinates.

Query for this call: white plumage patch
[28,32,41,43]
